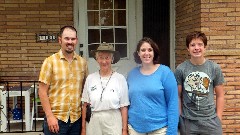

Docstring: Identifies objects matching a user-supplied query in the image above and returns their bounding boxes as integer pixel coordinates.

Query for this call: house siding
[0,1,74,129]
[176,0,240,134]
[0,0,74,81]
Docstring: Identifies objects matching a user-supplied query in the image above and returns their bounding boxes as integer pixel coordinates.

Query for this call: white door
[74,0,142,77]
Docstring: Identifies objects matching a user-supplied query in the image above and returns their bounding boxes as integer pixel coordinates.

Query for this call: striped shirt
[39,49,88,123]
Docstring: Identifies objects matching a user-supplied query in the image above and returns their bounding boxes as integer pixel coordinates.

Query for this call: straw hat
[90,42,120,64]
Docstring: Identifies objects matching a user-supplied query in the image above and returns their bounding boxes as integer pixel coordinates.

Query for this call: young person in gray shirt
[175,31,225,135]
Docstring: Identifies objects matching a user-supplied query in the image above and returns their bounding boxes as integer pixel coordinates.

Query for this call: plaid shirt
[39,50,88,123]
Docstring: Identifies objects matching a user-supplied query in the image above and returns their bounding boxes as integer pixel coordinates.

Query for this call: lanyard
[99,70,114,101]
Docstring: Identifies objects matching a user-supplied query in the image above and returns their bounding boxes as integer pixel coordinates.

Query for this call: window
[87,0,127,58]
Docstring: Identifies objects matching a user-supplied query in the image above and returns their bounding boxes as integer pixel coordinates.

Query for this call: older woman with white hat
[81,42,129,135]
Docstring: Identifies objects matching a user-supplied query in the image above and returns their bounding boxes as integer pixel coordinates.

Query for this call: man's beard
[66,49,74,54]
[65,44,74,54]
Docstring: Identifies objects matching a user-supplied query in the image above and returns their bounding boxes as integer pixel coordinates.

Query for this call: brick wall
[0,0,74,81]
[0,1,74,130]
[175,0,201,65]
[176,0,240,134]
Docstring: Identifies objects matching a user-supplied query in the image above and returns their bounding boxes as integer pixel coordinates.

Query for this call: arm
[120,106,128,135]
[215,84,224,122]
[38,82,59,133]
[164,71,179,135]
[178,85,183,115]
[81,102,88,135]
[81,74,90,135]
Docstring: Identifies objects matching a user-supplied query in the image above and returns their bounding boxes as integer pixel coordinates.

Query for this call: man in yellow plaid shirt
[39,26,88,135]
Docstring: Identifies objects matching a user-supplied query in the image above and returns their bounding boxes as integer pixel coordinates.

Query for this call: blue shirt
[127,65,179,135]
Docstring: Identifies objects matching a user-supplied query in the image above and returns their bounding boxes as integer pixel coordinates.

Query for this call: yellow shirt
[39,50,88,123]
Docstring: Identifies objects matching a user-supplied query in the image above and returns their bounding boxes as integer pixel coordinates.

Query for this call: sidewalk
[1,121,43,134]
[1,132,43,135]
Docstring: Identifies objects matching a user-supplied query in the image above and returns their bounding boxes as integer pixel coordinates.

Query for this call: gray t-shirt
[175,59,224,120]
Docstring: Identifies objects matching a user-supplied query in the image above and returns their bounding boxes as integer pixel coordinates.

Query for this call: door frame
[73,0,143,76]
[170,0,176,70]
[73,0,175,73]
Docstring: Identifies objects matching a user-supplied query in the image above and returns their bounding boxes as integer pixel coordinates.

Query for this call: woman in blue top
[127,37,179,135]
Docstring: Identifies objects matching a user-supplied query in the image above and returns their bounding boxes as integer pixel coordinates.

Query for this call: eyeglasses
[97,56,112,61]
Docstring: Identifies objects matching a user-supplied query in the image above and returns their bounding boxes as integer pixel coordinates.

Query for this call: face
[59,28,78,54]
[96,52,113,71]
[138,42,154,64]
[187,38,206,58]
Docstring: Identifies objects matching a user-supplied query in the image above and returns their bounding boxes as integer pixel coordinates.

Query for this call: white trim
[136,0,143,40]
[170,0,176,70]
[73,0,89,57]
[73,0,80,55]
[73,0,78,29]
[77,0,88,58]
[127,0,142,61]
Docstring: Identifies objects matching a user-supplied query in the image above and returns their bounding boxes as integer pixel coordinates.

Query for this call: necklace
[99,70,114,101]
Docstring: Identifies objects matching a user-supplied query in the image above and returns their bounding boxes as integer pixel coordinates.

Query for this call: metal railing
[0,80,42,133]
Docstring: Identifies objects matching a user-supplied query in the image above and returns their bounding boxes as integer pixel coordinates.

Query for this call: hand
[47,115,59,133]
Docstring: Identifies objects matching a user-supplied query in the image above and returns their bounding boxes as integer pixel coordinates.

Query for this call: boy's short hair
[186,31,207,48]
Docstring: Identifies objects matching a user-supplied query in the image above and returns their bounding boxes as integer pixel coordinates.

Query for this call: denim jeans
[43,117,81,135]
